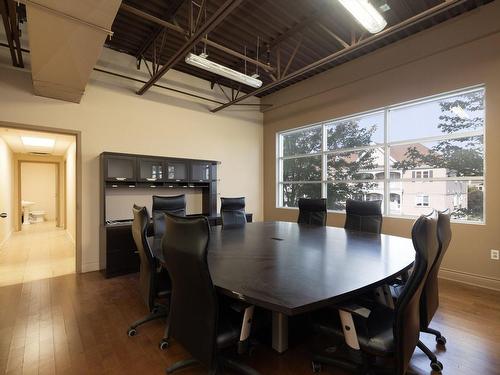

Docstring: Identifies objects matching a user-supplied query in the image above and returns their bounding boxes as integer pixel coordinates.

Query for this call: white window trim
[276,85,486,225]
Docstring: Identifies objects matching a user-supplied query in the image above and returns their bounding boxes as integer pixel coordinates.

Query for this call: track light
[338,0,387,34]
[185,53,263,88]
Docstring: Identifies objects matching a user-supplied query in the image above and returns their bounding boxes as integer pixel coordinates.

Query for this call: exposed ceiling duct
[21,0,121,103]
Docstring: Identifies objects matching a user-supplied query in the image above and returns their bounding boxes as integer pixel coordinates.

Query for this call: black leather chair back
[221,197,247,227]
[394,210,439,374]
[152,195,186,238]
[420,210,452,329]
[161,214,217,370]
[132,205,156,311]
[297,198,327,226]
[344,199,383,234]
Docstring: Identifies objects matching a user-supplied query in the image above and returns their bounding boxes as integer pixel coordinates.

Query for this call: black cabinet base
[101,214,253,278]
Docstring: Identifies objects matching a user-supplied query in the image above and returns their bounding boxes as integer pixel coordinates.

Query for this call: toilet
[30,211,46,223]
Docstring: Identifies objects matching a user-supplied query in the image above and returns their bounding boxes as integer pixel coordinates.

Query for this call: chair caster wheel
[127,328,137,337]
[430,360,443,372]
[311,361,321,373]
[436,336,447,346]
[159,339,169,350]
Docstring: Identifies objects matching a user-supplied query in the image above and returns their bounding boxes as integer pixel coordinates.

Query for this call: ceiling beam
[121,2,274,73]
[210,0,465,113]
[0,0,23,67]
[133,0,185,59]
[136,0,244,95]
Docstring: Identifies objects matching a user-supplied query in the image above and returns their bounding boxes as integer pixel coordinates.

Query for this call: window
[277,86,485,223]
[415,194,430,207]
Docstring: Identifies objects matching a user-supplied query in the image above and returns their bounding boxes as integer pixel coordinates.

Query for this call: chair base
[127,304,168,336]
[417,340,443,372]
[422,327,447,345]
[311,343,369,374]
[165,356,260,375]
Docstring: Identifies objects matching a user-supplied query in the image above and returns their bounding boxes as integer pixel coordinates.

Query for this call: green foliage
[282,120,378,208]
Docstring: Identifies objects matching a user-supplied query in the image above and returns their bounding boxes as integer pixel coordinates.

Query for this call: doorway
[20,161,59,229]
[0,124,80,285]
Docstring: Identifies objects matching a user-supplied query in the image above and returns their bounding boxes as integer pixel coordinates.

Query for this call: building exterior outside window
[277,86,485,223]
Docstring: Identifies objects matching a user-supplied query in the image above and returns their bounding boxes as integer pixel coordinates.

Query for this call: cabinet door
[105,156,136,181]
[138,158,165,181]
[190,162,211,182]
[165,161,188,182]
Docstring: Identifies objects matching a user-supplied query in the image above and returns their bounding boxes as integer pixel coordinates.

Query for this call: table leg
[272,312,288,353]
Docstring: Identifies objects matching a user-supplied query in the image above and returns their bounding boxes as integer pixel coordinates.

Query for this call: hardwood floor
[0,222,74,286]
[0,228,499,374]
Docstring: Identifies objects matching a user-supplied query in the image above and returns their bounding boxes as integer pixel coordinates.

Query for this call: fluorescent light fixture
[451,106,470,119]
[185,53,263,88]
[338,0,387,34]
[21,136,55,148]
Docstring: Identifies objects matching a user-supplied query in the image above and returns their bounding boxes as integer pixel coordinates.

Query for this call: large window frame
[276,85,486,224]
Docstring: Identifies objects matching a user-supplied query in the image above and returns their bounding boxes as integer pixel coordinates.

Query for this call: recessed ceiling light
[21,136,55,148]
[338,0,388,34]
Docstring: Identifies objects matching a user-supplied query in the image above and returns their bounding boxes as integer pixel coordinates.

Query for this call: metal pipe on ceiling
[0,42,269,108]
[210,0,466,113]
[136,0,245,95]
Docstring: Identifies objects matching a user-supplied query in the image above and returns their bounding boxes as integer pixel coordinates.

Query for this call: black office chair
[127,205,170,337]
[152,194,186,238]
[221,197,247,228]
[311,210,442,374]
[344,199,383,234]
[161,214,260,375]
[297,198,327,226]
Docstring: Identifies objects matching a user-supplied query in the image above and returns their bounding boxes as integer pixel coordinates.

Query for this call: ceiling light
[451,106,470,119]
[185,53,263,88]
[21,136,55,148]
[338,0,387,34]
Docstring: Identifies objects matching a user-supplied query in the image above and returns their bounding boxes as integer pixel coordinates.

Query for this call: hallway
[0,222,74,287]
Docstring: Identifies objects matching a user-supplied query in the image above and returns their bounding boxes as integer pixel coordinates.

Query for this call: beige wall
[0,137,13,247]
[65,141,76,242]
[0,45,263,272]
[20,162,57,221]
[262,2,500,289]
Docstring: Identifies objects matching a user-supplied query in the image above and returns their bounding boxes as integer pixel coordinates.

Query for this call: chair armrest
[337,303,371,319]
[146,222,155,237]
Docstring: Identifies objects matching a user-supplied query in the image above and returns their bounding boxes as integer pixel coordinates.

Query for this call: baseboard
[439,268,500,291]
[81,261,100,273]
[0,230,13,249]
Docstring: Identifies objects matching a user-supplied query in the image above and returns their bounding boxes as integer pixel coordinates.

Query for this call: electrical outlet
[491,249,500,261]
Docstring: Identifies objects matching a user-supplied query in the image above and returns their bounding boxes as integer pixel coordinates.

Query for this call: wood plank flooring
[0,225,498,374]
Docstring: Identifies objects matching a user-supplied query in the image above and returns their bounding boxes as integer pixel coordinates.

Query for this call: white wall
[0,137,13,247]
[65,141,76,242]
[0,44,263,272]
[21,162,57,221]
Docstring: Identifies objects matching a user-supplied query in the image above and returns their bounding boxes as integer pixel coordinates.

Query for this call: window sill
[274,206,485,226]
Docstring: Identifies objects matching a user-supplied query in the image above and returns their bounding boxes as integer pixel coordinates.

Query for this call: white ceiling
[0,127,75,155]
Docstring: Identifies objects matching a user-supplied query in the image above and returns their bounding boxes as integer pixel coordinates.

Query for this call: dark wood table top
[152,221,415,315]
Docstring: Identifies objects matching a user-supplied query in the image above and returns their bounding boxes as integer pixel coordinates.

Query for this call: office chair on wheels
[162,214,260,375]
[344,199,383,234]
[127,205,171,337]
[391,210,452,369]
[297,198,327,226]
[220,197,247,228]
[311,211,442,374]
[152,194,186,238]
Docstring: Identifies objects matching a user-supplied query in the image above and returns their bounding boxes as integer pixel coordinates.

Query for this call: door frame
[0,121,82,273]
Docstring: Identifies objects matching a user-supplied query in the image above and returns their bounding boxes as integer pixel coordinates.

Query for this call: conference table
[153,221,415,353]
